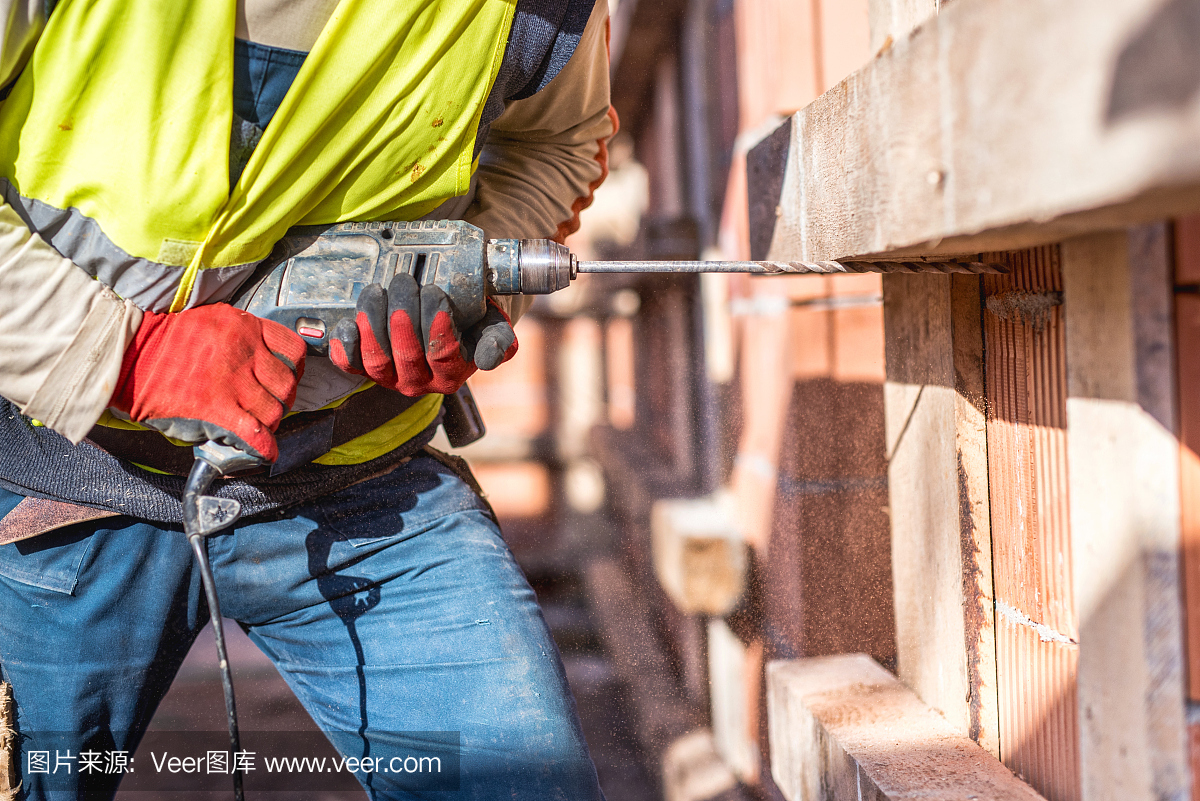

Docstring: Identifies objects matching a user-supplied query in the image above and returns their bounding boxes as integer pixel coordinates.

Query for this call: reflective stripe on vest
[0,179,258,311]
[0,0,516,312]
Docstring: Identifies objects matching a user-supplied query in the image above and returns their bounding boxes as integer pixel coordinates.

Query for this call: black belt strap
[85,386,423,477]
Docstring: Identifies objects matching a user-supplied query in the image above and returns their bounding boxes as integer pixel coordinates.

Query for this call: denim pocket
[0,525,96,594]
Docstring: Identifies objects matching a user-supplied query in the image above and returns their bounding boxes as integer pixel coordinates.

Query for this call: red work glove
[109,305,307,462]
[328,273,518,396]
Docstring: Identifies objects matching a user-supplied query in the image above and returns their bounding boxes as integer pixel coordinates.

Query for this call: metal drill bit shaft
[576,260,1006,275]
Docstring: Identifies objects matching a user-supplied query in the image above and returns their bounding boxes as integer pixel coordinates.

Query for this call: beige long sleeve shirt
[0,0,614,442]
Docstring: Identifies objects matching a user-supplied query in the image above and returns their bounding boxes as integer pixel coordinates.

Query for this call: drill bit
[576,260,1006,275]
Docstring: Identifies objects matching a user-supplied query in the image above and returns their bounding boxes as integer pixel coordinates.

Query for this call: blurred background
[449,1,892,797]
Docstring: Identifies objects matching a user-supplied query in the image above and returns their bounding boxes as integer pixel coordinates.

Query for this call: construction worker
[0,0,616,797]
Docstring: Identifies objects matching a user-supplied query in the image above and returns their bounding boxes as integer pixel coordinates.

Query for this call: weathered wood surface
[767,654,1046,801]
[1061,226,1189,801]
[882,272,999,755]
[762,0,1200,262]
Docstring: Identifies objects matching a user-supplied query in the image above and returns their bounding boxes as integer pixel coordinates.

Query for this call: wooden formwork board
[767,654,1047,801]
[883,272,999,755]
[1061,226,1187,801]
[761,0,1200,264]
[982,246,1081,801]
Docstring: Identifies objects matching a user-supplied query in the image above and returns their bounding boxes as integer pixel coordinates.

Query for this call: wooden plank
[949,271,999,758]
[1061,226,1189,801]
[651,496,748,616]
[747,118,792,263]
[661,729,742,801]
[708,619,760,782]
[763,0,1200,264]
[767,654,1047,801]
[981,246,1080,801]
[882,272,999,755]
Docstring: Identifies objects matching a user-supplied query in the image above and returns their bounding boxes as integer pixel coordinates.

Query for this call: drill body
[235,219,575,356]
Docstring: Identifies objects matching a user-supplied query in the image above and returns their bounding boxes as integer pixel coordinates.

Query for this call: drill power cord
[182,457,245,801]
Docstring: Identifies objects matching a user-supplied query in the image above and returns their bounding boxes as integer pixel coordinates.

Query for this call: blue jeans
[0,454,603,800]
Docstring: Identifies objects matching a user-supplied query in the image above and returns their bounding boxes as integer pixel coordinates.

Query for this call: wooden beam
[661,729,744,801]
[652,497,748,616]
[767,654,1045,801]
[707,619,760,782]
[1061,225,1189,801]
[759,0,1200,263]
[882,272,999,755]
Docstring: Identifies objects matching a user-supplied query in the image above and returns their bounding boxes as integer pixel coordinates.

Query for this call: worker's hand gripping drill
[110,303,307,464]
[328,272,518,396]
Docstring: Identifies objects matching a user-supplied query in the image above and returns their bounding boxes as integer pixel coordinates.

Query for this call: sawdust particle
[985,289,1063,332]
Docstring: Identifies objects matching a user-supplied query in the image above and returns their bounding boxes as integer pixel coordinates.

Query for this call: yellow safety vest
[0,0,517,466]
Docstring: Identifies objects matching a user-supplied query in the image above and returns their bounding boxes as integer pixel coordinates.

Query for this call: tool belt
[0,387,499,545]
[86,385,423,477]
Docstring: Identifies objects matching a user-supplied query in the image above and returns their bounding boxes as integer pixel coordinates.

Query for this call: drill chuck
[487,238,577,295]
